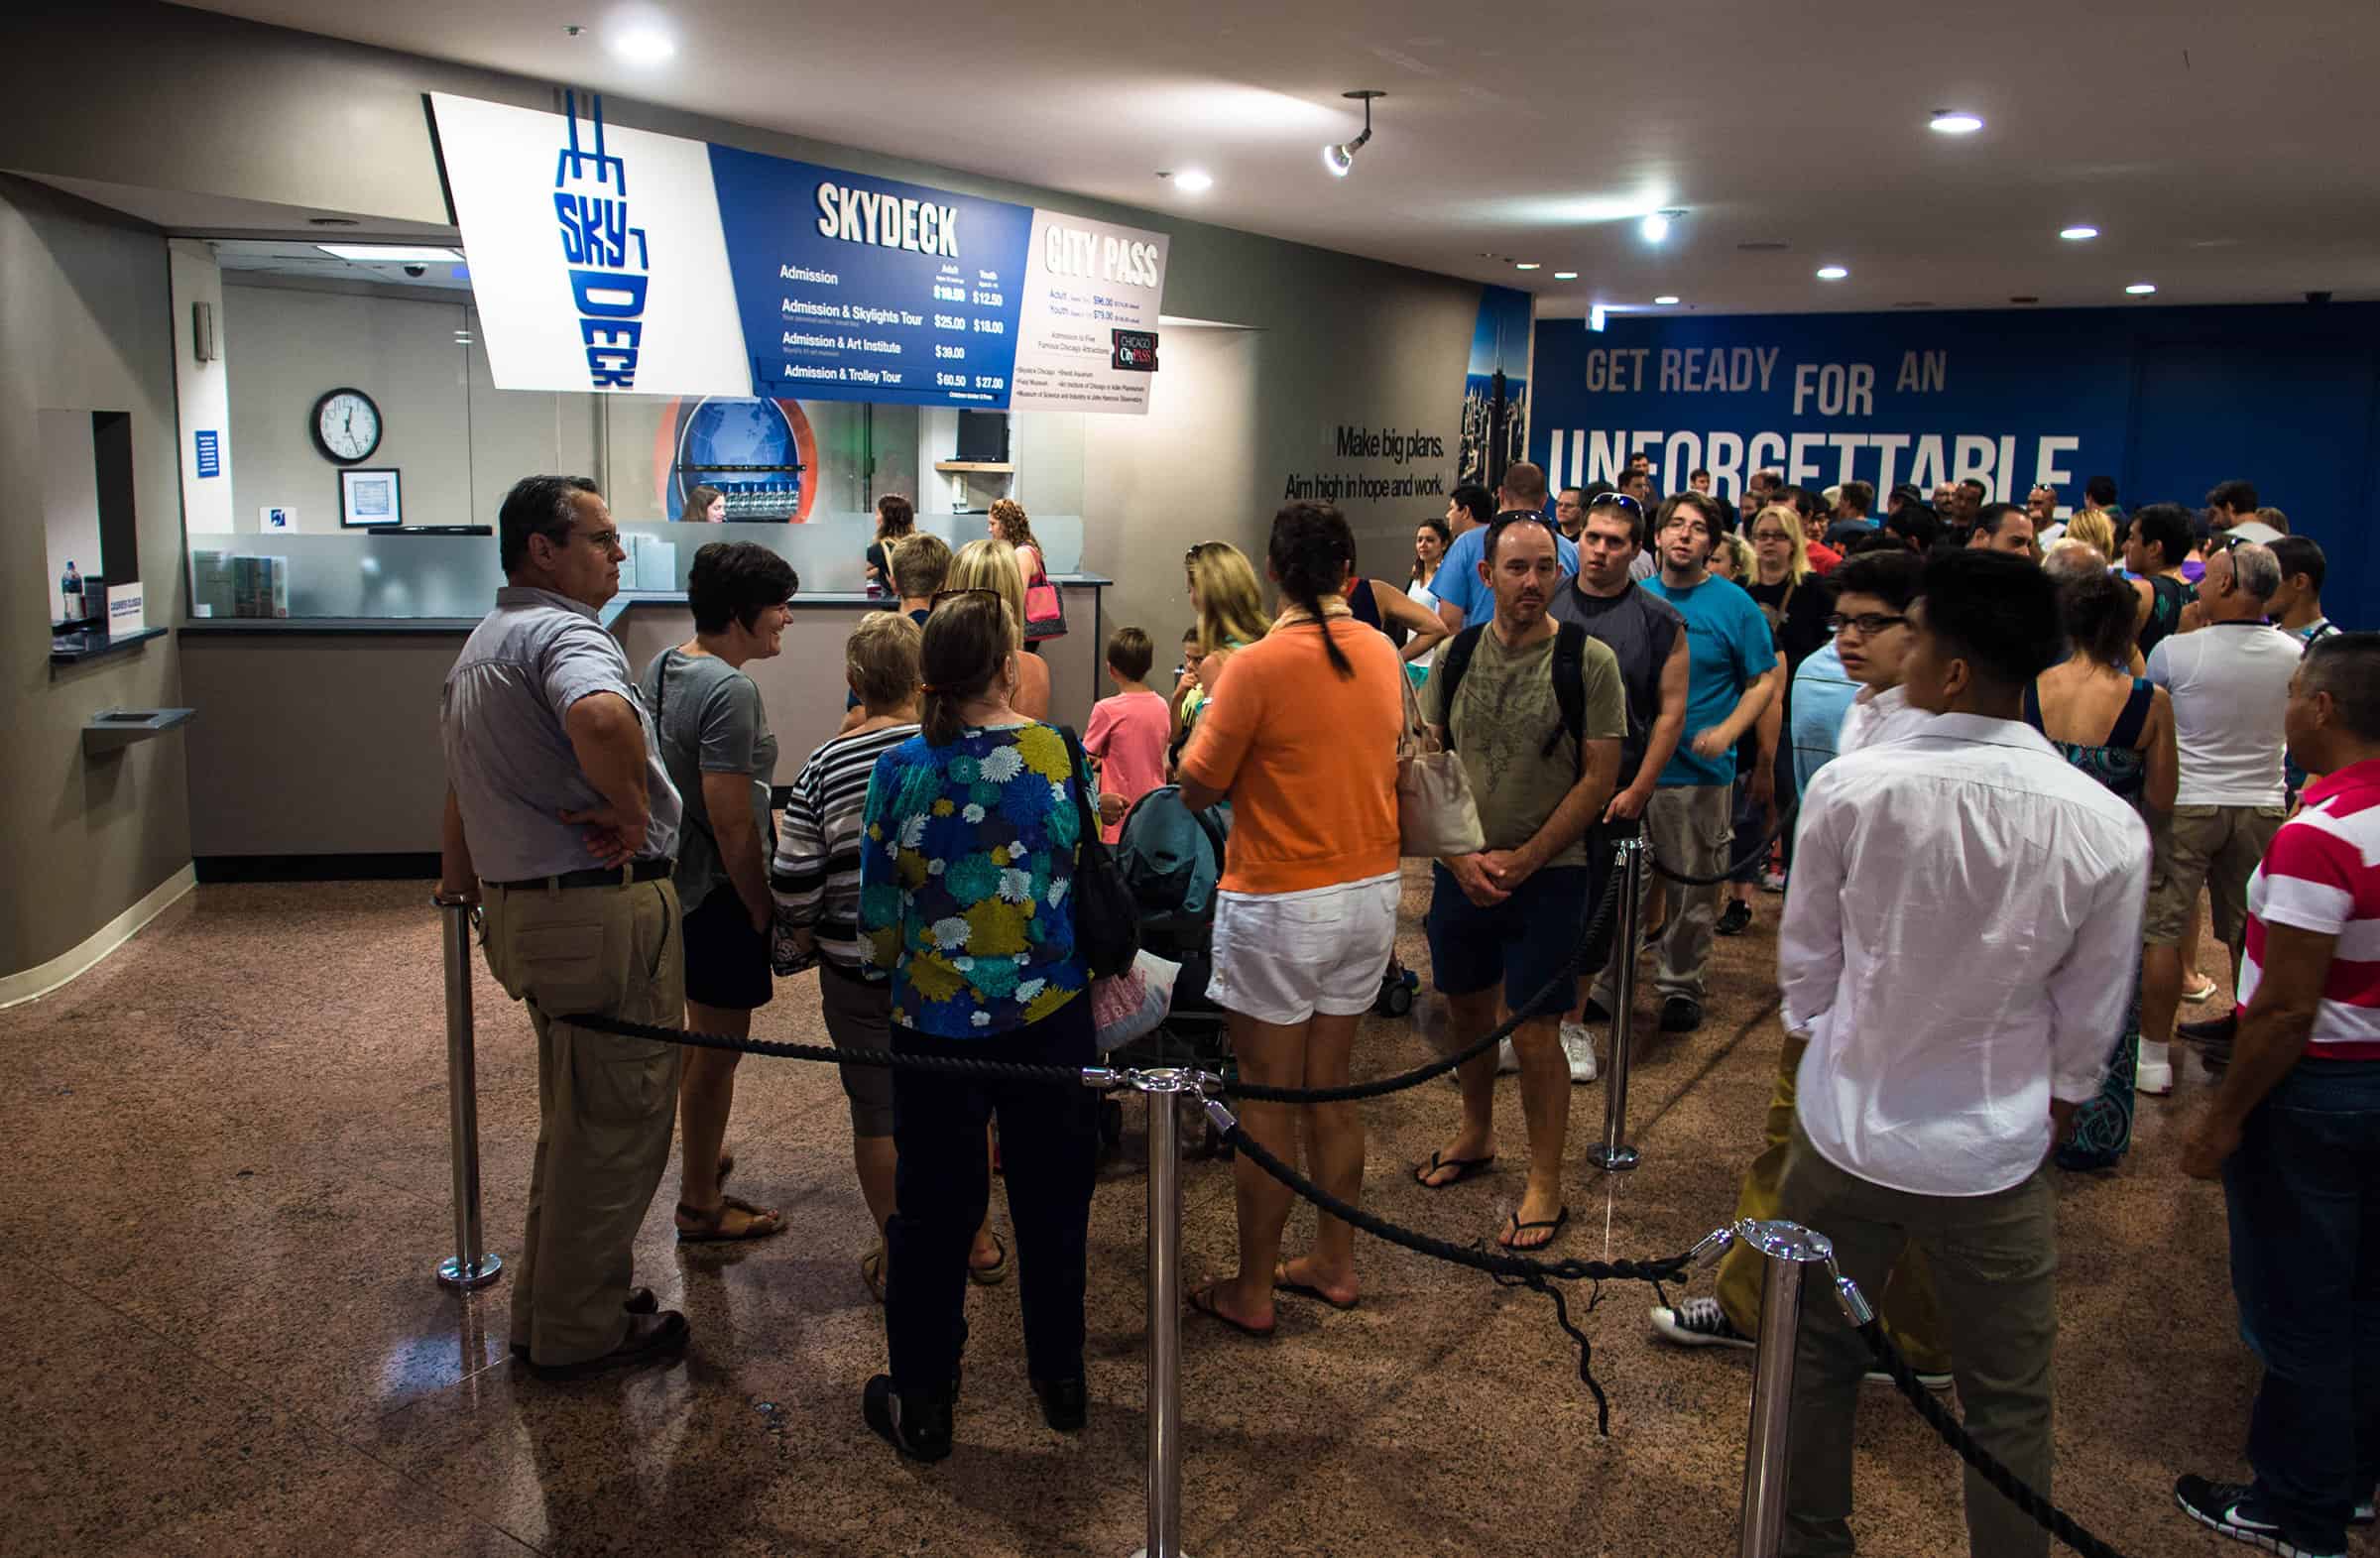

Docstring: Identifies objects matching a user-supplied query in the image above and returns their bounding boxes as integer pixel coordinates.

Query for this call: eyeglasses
[929,587,1005,608]
[1751,528,1796,542]
[1826,612,1910,636]
[571,527,621,550]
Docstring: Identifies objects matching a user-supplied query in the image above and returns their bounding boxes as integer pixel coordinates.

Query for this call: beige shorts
[2142,803,2286,947]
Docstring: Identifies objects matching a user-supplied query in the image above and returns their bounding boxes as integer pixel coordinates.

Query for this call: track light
[1325,90,1384,178]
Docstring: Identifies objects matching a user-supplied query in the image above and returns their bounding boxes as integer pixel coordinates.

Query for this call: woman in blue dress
[2024,570,2178,1169]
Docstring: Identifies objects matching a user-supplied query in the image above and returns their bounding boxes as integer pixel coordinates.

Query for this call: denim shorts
[1425,864,1590,1015]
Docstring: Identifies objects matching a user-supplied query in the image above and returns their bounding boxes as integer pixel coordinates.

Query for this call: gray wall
[0,177,193,974]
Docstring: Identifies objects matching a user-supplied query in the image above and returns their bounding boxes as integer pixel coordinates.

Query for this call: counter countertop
[177,576,1115,637]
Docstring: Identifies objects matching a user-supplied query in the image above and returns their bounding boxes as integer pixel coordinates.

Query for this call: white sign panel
[432,93,750,397]
[1011,212,1169,415]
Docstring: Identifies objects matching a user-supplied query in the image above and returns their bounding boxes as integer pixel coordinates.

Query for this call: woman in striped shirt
[772,611,1006,1303]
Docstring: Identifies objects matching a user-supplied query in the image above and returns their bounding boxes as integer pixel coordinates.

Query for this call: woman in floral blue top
[855,589,1101,1463]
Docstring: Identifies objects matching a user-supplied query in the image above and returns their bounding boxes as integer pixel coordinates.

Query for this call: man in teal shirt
[1640,492,1779,1031]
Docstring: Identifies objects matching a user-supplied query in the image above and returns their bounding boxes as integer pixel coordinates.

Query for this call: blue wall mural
[1531,303,2378,623]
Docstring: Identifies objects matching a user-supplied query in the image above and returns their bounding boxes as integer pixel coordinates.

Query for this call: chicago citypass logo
[552,92,651,389]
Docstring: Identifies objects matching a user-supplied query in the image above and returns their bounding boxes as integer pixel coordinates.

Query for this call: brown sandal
[675,1194,785,1244]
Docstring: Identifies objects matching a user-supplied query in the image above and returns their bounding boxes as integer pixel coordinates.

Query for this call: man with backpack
[1412,515,1624,1252]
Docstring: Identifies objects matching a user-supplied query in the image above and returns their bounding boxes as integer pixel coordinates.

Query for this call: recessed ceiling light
[2060,225,2099,241]
[317,244,464,263]
[1514,262,1541,271]
[1653,295,1680,305]
[2125,283,2158,296]
[1816,265,1849,281]
[1170,170,1213,194]
[1552,271,1578,280]
[1929,110,1984,135]
[611,27,676,63]
[1640,208,1684,244]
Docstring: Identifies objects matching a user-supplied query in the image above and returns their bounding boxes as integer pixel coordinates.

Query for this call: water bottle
[60,560,81,622]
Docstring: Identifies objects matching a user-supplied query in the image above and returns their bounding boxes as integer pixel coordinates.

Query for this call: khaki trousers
[1592,782,1730,1008]
[481,875,684,1367]
[1777,1124,2059,1558]
[1713,1035,1952,1375]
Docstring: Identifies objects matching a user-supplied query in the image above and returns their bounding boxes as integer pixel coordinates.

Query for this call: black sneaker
[864,1375,954,1463]
[1649,1296,1753,1351]
[2175,1474,2343,1557]
[510,1287,657,1363]
[1029,1375,1088,1432]
[1660,997,1703,1033]
[1715,900,1753,937]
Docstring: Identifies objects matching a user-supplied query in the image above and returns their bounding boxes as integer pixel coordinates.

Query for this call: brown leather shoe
[526,1310,689,1380]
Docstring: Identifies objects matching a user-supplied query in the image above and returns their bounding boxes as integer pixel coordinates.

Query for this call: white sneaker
[1496,1037,1519,1074]
[1559,1021,1599,1083]
[2137,1058,2175,1096]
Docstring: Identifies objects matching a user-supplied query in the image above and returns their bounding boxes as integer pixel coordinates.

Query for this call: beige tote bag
[1396,668,1486,858]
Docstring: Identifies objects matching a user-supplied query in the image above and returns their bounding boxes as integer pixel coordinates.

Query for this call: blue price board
[708,146,1035,408]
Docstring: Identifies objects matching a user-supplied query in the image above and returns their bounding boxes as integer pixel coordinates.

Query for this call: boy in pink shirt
[1085,627,1171,844]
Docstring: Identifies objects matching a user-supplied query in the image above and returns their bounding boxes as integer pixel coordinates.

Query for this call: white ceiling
[176,0,2380,316]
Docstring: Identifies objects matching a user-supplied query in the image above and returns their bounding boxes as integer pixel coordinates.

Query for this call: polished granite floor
[0,873,2339,1558]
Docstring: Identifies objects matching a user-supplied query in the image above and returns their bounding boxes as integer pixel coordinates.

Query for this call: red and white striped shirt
[2239,758,2380,1058]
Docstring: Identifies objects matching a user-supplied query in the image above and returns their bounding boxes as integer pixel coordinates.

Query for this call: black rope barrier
[558,1013,1093,1086]
[1858,1320,2133,1558]
[1219,1116,1693,1434]
[1224,845,1630,1105]
[1643,801,1798,888]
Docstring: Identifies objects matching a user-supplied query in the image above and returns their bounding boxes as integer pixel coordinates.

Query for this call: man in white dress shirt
[1774,550,2150,1558]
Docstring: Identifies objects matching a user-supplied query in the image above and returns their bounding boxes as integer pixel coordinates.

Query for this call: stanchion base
[1588,1144,1639,1173]
[1130,1549,1195,1557]
[437,1254,504,1290]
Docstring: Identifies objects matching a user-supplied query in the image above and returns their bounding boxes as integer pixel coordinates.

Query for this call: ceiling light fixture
[1929,110,1984,135]
[1168,170,1214,194]
[1553,271,1578,281]
[1323,90,1384,178]
[1514,262,1540,271]
[611,27,676,63]
[316,244,465,263]
[1816,265,1849,281]
[1639,207,1685,244]
[2060,225,2099,241]
[1653,295,1680,305]
[2125,283,2158,296]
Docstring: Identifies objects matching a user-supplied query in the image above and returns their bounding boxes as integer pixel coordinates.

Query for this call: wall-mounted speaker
[191,300,215,363]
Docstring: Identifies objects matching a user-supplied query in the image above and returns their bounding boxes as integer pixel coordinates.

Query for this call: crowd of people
[438,460,2373,1558]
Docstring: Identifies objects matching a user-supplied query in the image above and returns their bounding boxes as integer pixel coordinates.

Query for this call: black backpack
[1434,621,1591,777]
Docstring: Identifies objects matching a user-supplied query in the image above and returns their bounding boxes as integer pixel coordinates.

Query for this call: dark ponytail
[918,591,1015,745]
[1269,501,1357,679]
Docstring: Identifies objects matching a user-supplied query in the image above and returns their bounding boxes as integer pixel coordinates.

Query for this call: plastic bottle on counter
[60,561,82,622]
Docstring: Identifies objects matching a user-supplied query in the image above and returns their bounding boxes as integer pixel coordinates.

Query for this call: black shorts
[681,887,773,1012]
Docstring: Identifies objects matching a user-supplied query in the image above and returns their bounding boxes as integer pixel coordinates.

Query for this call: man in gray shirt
[438,474,690,1379]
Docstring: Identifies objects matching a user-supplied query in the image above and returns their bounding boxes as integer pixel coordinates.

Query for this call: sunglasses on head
[1589,493,1642,514]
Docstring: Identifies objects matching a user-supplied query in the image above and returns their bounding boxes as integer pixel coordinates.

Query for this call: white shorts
[1207,871,1401,1027]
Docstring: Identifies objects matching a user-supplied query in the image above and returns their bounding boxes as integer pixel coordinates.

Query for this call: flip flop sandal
[1187,1282,1274,1340]
[1272,1266,1359,1311]
[1413,1150,1496,1190]
[675,1195,785,1244]
[1498,1205,1571,1253]
[861,1243,887,1305]
[967,1231,1011,1286]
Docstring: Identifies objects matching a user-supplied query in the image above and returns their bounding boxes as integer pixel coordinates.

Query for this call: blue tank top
[2023,676,2154,806]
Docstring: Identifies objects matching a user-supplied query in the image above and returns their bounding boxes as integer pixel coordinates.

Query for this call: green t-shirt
[1426,625,1626,866]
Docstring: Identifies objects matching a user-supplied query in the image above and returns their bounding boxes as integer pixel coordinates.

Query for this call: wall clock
[310,387,382,464]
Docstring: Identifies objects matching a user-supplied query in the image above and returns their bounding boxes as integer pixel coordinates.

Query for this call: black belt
[485,859,674,891]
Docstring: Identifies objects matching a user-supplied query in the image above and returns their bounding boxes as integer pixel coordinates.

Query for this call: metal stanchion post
[1131,1069,1195,1558]
[1733,1220,1836,1558]
[1589,833,1645,1172]
[433,894,503,1291]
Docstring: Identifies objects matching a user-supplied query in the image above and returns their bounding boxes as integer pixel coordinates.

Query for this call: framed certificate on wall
[339,467,403,529]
